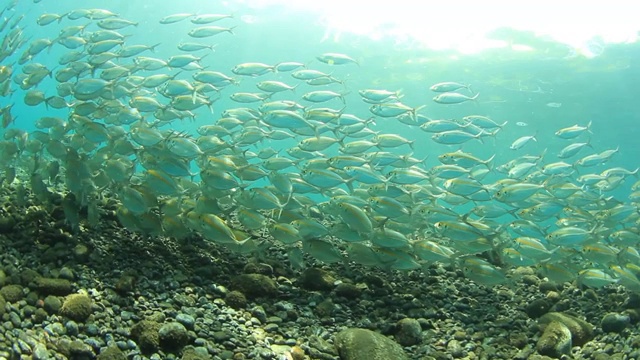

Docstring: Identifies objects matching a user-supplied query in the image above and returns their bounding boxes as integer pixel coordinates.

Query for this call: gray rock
[447,339,464,358]
[43,295,62,314]
[601,312,630,333]
[538,312,594,346]
[525,298,552,318]
[65,320,79,336]
[32,343,51,360]
[176,313,195,330]
[251,305,267,323]
[44,322,66,336]
[86,323,99,336]
[158,322,189,351]
[394,318,422,346]
[536,321,572,358]
[334,328,408,360]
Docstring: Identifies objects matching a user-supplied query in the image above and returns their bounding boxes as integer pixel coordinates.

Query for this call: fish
[430,82,471,93]
[316,52,358,65]
[555,121,592,139]
[433,92,479,104]
[510,133,537,150]
[188,26,235,38]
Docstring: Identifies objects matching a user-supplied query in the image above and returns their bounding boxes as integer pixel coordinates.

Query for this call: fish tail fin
[483,154,496,170]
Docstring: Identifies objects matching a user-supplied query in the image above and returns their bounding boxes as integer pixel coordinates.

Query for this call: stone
[176,313,195,330]
[159,321,190,351]
[525,298,552,318]
[230,274,277,299]
[59,267,75,280]
[447,339,464,358]
[180,346,210,360]
[536,321,572,358]
[34,277,73,296]
[538,312,594,346]
[334,328,408,360]
[0,284,24,302]
[43,295,62,314]
[224,290,247,309]
[69,339,95,358]
[334,283,362,299]
[131,319,161,354]
[97,345,127,360]
[300,268,335,291]
[32,343,51,360]
[114,275,136,294]
[394,318,422,346]
[0,215,16,232]
[60,293,93,322]
[601,312,630,333]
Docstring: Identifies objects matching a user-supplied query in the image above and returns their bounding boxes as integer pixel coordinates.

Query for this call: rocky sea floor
[1,187,640,360]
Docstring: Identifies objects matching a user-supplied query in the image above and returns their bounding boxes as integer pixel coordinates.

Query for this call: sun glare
[243,0,639,55]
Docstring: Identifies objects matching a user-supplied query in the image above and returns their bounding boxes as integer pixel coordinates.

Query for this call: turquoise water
[2,0,639,283]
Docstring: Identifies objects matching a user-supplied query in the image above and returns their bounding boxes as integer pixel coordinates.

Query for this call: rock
[34,277,73,296]
[334,283,362,299]
[0,215,16,232]
[624,308,640,323]
[539,282,558,293]
[43,295,62,314]
[176,313,195,330]
[97,345,127,360]
[114,274,136,294]
[334,328,408,360]
[32,343,51,360]
[300,268,335,291]
[447,339,464,358]
[251,305,267,323]
[538,312,594,346]
[522,274,541,286]
[131,319,161,354]
[315,298,335,318]
[73,244,91,262]
[59,267,75,280]
[601,313,630,333]
[0,284,24,302]
[65,320,79,336]
[180,346,209,360]
[394,318,422,346]
[526,298,552,318]
[60,293,93,322]
[33,308,48,323]
[69,339,95,358]
[536,321,572,358]
[158,321,190,351]
[243,262,273,275]
[230,274,277,299]
[224,290,247,309]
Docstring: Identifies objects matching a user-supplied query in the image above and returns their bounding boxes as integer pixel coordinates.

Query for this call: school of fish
[1,1,639,291]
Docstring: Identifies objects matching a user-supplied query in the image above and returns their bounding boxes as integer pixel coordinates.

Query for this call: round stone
[601,313,630,333]
[395,318,422,346]
[158,322,189,351]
